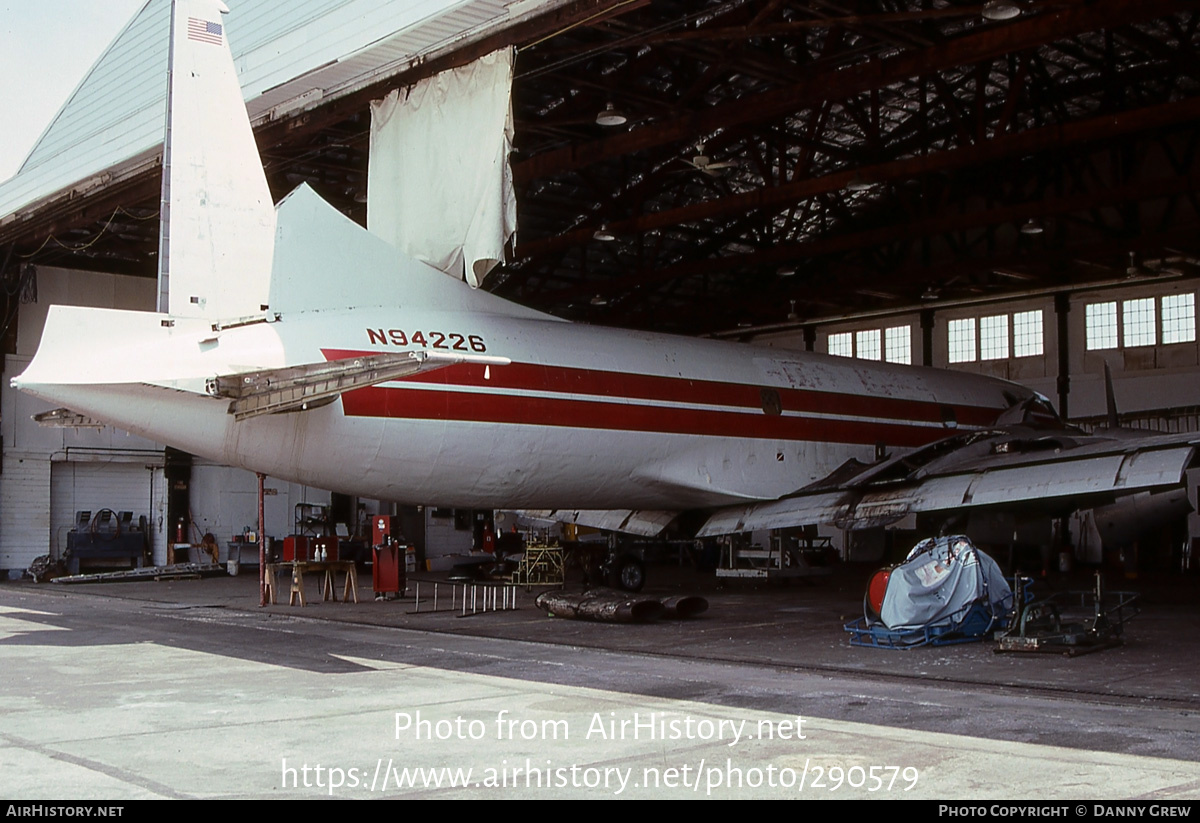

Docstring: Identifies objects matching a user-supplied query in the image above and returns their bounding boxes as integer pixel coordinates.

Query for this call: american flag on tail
[187,17,222,46]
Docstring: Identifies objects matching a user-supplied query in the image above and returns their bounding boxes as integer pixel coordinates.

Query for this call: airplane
[12,0,1198,588]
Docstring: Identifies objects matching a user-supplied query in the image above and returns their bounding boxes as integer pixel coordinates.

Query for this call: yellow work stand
[512,544,564,588]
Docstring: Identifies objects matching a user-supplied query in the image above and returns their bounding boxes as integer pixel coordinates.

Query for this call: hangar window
[1161,293,1196,345]
[826,325,911,362]
[948,318,976,363]
[1087,294,1195,351]
[827,332,853,357]
[980,314,1009,361]
[940,309,1046,364]
[1122,298,1156,347]
[1013,310,1044,357]
[1085,302,1118,350]
[885,325,912,365]
[856,329,881,360]
[946,311,1046,364]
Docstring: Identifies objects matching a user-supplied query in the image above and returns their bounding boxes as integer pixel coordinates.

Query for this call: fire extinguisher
[175,517,185,543]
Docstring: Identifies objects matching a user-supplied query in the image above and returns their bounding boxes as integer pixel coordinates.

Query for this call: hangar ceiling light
[982,1,1022,21]
[845,172,875,192]
[595,102,627,126]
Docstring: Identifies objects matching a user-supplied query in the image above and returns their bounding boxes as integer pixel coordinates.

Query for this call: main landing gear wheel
[610,556,646,593]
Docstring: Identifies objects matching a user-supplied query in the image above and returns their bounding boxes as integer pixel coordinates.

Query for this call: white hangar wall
[1069,279,1200,425]
[756,278,1200,428]
[1,266,164,573]
[186,464,330,565]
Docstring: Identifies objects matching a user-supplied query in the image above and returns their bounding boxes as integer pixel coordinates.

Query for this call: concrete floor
[1,561,1198,799]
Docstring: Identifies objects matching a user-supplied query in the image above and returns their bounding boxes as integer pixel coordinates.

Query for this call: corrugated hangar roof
[3,0,1199,338]
[1,0,565,222]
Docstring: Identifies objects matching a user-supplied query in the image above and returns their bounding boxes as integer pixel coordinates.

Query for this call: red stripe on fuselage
[340,385,945,447]
[321,348,1005,444]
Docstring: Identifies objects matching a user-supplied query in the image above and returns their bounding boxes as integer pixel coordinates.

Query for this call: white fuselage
[13,286,1030,512]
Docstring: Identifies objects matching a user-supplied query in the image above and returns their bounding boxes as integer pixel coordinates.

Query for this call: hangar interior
[1,0,1199,577]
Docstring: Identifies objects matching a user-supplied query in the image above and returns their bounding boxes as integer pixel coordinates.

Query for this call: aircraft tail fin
[157,0,275,320]
[1104,361,1120,429]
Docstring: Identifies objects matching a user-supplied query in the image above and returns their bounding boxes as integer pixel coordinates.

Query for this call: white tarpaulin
[367,48,517,288]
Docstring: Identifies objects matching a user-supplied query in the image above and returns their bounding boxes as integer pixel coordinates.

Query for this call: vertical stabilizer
[157,0,274,319]
[1104,361,1120,429]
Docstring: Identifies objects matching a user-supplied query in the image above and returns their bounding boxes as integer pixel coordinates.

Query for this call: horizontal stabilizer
[208,350,510,421]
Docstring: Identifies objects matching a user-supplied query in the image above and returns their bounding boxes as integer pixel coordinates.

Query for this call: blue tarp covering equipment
[845,535,1016,649]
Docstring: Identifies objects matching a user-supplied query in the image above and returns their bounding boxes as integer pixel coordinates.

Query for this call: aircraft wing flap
[955,447,1196,506]
[696,491,850,537]
[32,408,106,429]
[1112,446,1198,489]
[697,443,1197,536]
[518,509,680,537]
[209,351,510,421]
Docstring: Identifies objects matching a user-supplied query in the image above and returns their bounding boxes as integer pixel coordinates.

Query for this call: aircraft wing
[517,509,681,537]
[207,350,510,421]
[696,426,1199,537]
